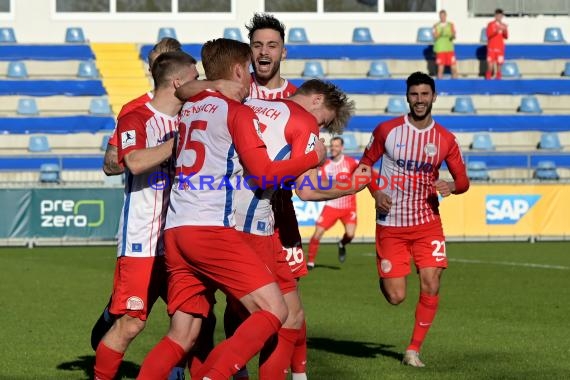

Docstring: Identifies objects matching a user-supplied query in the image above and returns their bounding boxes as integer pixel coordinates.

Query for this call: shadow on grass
[57,355,140,379]
[312,264,341,271]
[308,337,402,362]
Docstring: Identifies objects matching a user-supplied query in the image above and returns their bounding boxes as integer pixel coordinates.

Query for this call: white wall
[3,0,570,44]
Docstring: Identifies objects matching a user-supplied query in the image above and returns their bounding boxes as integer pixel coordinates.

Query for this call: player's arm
[435,137,470,197]
[294,166,370,201]
[433,23,440,38]
[102,130,124,176]
[502,23,509,39]
[175,79,246,102]
[450,22,456,40]
[486,22,498,38]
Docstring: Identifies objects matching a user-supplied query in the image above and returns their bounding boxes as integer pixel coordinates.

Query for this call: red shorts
[375,219,447,279]
[317,205,357,230]
[165,226,276,316]
[487,48,505,64]
[109,256,166,320]
[239,232,297,295]
[435,51,456,66]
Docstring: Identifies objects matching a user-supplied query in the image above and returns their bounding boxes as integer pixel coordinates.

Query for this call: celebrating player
[485,8,508,80]
[359,72,469,367]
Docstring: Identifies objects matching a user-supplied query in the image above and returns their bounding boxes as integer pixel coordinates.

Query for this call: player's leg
[436,64,444,79]
[375,224,411,305]
[90,297,113,351]
[495,53,504,79]
[449,53,459,78]
[485,54,494,79]
[308,206,336,268]
[338,210,357,263]
[188,304,217,377]
[222,296,250,380]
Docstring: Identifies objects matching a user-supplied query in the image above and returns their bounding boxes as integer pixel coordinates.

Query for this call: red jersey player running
[359,72,469,367]
[307,136,359,269]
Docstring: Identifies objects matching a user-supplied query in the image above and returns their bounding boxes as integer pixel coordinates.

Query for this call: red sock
[94,342,124,380]
[290,321,307,373]
[189,311,216,376]
[137,336,186,380]
[496,71,502,80]
[308,238,320,263]
[259,328,299,380]
[340,233,352,246]
[196,310,282,380]
[485,71,492,79]
[407,293,439,352]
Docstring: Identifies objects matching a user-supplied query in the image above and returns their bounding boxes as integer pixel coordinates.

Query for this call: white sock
[292,373,308,380]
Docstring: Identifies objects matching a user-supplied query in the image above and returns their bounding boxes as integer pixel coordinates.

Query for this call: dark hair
[148,37,182,67]
[245,13,285,42]
[406,71,435,94]
[331,136,344,146]
[201,38,252,81]
[295,79,355,134]
[495,8,504,15]
[151,51,197,89]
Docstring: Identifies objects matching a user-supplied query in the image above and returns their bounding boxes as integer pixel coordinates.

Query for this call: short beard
[409,102,432,121]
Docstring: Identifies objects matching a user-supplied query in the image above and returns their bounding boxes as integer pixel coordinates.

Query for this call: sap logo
[292,196,324,226]
[395,159,434,173]
[485,195,540,225]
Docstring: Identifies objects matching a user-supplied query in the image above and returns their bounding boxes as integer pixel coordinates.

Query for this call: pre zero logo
[40,199,105,228]
[485,195,541,225]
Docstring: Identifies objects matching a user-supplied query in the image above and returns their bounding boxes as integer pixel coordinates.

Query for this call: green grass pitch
[1,242,569,379]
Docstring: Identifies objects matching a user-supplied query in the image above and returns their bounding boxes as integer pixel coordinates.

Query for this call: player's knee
[118,317,146,340]
[270,298,289,324]
[381,288,406,305]
[284,305,304,329]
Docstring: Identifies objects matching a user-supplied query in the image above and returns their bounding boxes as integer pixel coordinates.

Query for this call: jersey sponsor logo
[121,130,136,149]
[305,133,317,154]
[424,143,438,157]
[131,243,142,252]
[380,259,392,273]
[126,296,144,311]
[40,199,104,228]
[485,195,541,224]
[395,159,434,173]
[396,143,406,148]
[292,196,325,226]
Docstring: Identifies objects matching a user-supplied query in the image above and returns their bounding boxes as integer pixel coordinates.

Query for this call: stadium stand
[467,161,490,181]
[39,163,61,183]
[352,27,373,43]
[302,61,325,78]
[518,96,542,114]
[7,61,27,78]
[65,27,86,44]
[28,136,51,153]
[534,160,560,180]
[77,60,98,78]
[538,132,562,151]
[17,98,39,116]
[544,27,565,43]
[367,61,390,78]
[288,27,309,43]
[89,98,112,116]
[157,27,177,41]
[452,96,476,114]
[470,133,495,151]
[385,97,407,114]
[416,27,434,43]
[479,27,487,43]
[501,61,522,78]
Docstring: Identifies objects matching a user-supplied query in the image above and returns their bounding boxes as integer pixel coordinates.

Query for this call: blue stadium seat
[470,133,495,151]
[89,97,111,115]
[65,27,86,43]
[340,132,359,154]
[0,27,16,43]
[480,27,488,43]
[534,161,559,180]
[223,27,243,41]
[39,163,61,183]
[158,27,177,41]
[518,96,542,114]
[385,97,408,114]
[352,27,373,43]
[367,60,390,78]
[28,136,51,153]
[17,98,39,116]
[7,61,28,78]
[452,96,476,114]
[288,27,309,43]
[77,61,98,78]
[302,61,325,78]
[467,161,490,181]
[563,62,570,76]
[544,27,565,43]
[537,132,562,150]
[417,27,434,43]
[501,61,521,78]
[101,135,111,151]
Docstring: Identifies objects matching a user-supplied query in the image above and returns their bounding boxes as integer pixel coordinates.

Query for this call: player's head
[494,8,504,22]
[148,37,182,72]
[406,71,436,121]
[329,136,344,159]
[201,38,252,98]
[439,9,447,22]
[293,79,355,134]
[246,13,286,83]
[151,51,199,91]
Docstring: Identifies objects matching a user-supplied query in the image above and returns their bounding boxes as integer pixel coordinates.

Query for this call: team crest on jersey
[424,143,438,157]
[380,259,392,273]
[305,133,318,153]
[366,135,374,150]
[121,130,136,149]
[253,119,263,139]
[126,296,144,311]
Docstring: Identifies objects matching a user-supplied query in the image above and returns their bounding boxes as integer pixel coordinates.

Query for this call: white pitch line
[361,253,569,270]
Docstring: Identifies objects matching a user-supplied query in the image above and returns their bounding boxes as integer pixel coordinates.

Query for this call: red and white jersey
[360,115,468,227]
[116,102,178,257]
[166,91,266,229]
[108,92,154,147]
[248,74,297,101]
[321,154,358,210]
[234,99,319,236]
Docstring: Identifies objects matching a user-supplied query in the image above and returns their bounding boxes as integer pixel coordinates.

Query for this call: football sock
[137,336,186,380]
[308,237,320,263]
[407,293,439,352]
[485,71,492,79]
[290,320,307,374]
[340,233,353,246]
[259,328,299,380]
[94,342,124,380]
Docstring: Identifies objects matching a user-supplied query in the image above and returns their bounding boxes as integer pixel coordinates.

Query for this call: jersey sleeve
[116,112,148,165]
[486,22,497,39]
[108,128,118,147]
[444,134,470,194]
[284,111,320,159]
[360,123,386,167]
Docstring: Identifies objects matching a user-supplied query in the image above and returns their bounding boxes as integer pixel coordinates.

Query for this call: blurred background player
[433,9,458,79]
[93,51,199,380]
[359,72,469,368]
[486,8,508,80]
[307,137,358,269]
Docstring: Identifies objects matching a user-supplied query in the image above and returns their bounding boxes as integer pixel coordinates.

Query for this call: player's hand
[214,79,247,102]
[374,190,392,213]
[351,164,372,192]
[434,179,455,197]
[314,138,327,166]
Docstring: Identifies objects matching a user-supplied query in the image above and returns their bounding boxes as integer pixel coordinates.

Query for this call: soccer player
[93,51,199,380]
[135,38,327,380]
[433,9,458,79]
[359,72,469,367]
[307,136,359,269]
[485,8,508,80]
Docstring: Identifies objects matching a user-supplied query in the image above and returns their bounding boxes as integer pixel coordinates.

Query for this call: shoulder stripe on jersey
[120,172,134,257]
[243,144,292,233]
[223,144,236,227]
